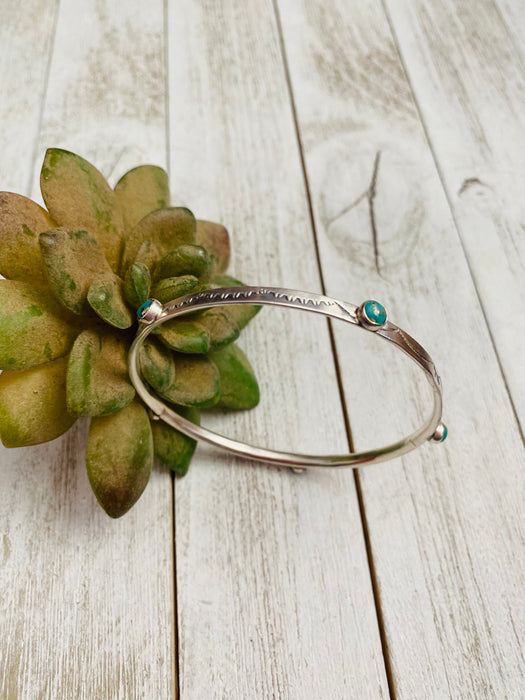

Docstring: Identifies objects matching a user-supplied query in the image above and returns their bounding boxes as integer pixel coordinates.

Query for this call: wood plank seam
[26,0,61,198]
[172,473,180,700]
[1,0,176,695]
[162,1,179,697]
[380,0,524,445]
[271,1,397,697]
[167,0,390,694]
[269,0,525,695]
[163,0,172,187]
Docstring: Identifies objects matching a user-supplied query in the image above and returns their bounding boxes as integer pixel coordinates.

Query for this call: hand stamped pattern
[165,286,359,324]
[164,287,440,389]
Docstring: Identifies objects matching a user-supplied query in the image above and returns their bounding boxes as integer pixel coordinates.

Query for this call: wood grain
[0,1,175,698]
[276,0,525,696]
[495,0,525,58]
[383,0,525,426]
[0,0,59,194]
[167,0,390,697]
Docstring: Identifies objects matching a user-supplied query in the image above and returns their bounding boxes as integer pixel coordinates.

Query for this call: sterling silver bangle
[128,286,447,470]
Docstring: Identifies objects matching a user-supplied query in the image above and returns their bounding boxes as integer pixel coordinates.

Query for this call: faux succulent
[0,148,260,517]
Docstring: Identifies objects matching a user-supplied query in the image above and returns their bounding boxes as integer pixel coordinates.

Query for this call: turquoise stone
[431,423,448,442]
[137,299,154,319]
[363,300,386,325]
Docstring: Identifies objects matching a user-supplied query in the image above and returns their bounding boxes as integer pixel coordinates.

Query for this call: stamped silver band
[128,286,446,469]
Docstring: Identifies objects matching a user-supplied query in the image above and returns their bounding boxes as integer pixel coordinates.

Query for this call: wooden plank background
[0,2,174,699]
[0,0,524,698]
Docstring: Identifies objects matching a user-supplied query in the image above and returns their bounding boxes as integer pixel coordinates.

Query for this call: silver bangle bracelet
[128,286,447,470]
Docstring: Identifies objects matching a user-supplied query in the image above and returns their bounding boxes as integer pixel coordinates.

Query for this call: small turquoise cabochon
[362,300,387,326]
[137,299,154,319]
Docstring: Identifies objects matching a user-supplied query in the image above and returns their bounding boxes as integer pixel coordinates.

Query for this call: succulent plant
[0,148,261,518]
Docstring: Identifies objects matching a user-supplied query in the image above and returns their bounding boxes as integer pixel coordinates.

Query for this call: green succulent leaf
[210,343,260,409]
[139,338,176,394]
[124,207,196,269]
[0,279,77,370]
[152,406,200,476]
[151,274,199,304]
[159,354,220,408]
[0,192,55,287]
[67,330,135,417]
[212,274,262,329]
[133,240,161,273]
[195,308,239,351]
[86,400,153,518]
[40,148,124,272]
[156,244,211,280]
[158,319,211,354]
[87,270,133,329]
[196,220,230,274]
[0,356,76,447]
[114,165,169,231]
[212,275,243,285]
[123,262,151,308]
[39,227,112,314]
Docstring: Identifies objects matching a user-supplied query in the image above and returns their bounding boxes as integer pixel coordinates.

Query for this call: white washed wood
[0,0,58,194]
[168,0,389,697]
[1,1,175,698]
[383,0,525,426]
[495,0,525,58]
[31,0,168,196]
[277,0,525,697]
